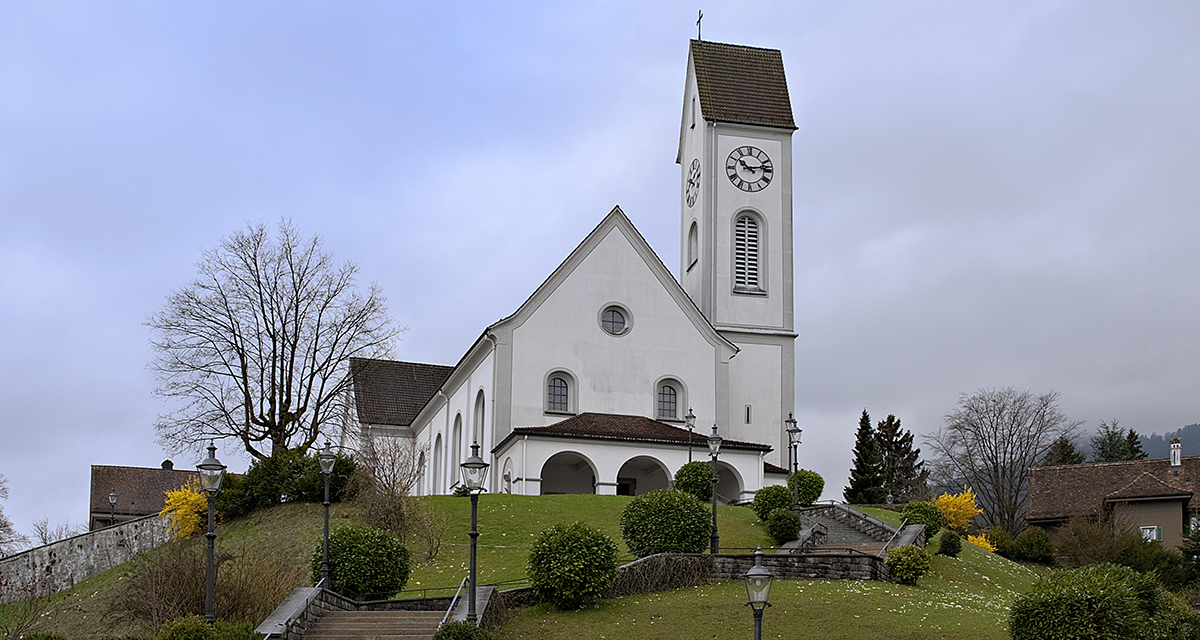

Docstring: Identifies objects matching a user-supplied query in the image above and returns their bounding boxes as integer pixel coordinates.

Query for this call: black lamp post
[196,442,226,625]
[707,424,722,554]
[318,441,337,584]
[785,414,801,509]
[685,408,696,462]
[108,489,117,527]
[743,547,774,640]
[460,441,490,625]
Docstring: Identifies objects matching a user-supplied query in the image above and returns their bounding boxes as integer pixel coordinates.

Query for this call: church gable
[490,207,736,428]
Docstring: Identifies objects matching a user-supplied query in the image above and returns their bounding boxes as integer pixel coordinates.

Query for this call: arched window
[548,377,569,412]
[452,414,463,475]
[474,390,486,443]
[734,214,763,293]
[654,378,685,421]
[433,433,443,494]
[687,221,699,271]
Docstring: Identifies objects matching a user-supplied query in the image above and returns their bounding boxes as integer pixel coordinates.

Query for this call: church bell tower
[676,40,798,463]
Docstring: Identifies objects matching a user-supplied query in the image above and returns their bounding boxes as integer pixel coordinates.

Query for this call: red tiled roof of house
[505,412,772,452]
[1027,456,1200,523]
[691,40,796,130]
[350,357,453,427]
[764,461,789,475]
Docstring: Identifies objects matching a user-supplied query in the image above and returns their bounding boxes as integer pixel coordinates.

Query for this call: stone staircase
[302,610,444,640]
[809,512,889,555]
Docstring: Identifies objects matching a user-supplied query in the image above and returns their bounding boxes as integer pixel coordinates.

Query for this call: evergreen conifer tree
[1124,428,1147,460]
[1091,420,1146,462]
[876,414,928,503]
[1040,435,1085,466]
[845,409,886,504]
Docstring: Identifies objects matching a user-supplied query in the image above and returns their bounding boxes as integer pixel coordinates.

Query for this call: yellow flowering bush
[160,477,208,539]
[967,533,996,552]
[935,487,982,533]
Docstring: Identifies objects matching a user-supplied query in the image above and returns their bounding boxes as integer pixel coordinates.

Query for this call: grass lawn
[16,495,1041,640]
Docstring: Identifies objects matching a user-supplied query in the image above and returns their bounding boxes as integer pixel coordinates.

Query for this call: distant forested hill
[1141,423,1200,459]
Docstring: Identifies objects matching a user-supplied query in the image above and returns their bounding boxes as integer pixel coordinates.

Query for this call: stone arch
[616,455,671,496]
[713,460,743,504]
[501,457,514,494]
[540,451,597,495]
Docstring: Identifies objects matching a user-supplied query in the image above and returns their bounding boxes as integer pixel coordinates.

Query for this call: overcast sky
[2,1,1197,538]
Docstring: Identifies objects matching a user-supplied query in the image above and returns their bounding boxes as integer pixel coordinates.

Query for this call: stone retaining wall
[0,514,171,601]
[712,552,889,582]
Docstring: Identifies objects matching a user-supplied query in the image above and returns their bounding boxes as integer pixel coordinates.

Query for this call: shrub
[884,545,931,585]
[160,477,208,539]
[937,529,962,557]
[967,533,996,552]
[900,501,942,541]
[156,616,259,640]
[987,527,1016,559]
[619,489,712,557]
[1009,562,1200,640]
[527,522,619,610]
[451,483,472,497]
[673,461,713,501]
[433,621,496,640]
[1014,526,1054,564]
[1117,537,1198,592]
[788,469,824,506]
[751,485,793,521]
[1053,513,1137,568]
[933,487,981,533]
[311,524,410,598]
[766,508,803,545]
[218,450,354,519]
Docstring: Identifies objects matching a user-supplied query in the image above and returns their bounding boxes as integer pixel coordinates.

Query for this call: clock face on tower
[725,146,773,192]
[685,158,701,207]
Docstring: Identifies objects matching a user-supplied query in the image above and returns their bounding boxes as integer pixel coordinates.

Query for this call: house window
[658,384,678,419]
[548,376,569,412]
[599,304,632,336]
[1141,526,1163,542]
[734,214,763,293]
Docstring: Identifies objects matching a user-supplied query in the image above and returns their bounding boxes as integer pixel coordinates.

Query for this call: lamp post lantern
[460,441,490,625]
[108,489,117,527]
[743,547,774,640]
[785,414,801,509]
[196,442,226,625]
[685,408,696,463]
[707,424,722,554]
[318,441,337,583]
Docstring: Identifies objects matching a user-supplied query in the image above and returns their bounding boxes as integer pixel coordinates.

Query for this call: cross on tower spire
[697,9,703,40]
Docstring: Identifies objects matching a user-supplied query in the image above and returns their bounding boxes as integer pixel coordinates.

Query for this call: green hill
[20,496,1039,640]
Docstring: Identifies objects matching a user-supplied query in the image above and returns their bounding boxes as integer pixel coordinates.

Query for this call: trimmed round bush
[901,501,943,541]
[788,469,824,506]
[311,524,410,598]
[433,620,496,640]
[752,485,793,521]
[619,489,712,557]
[937,529,962,557]
[673,461,713,501]
[766,507,802,545]
[1014,525,1053,564]
[1007,563,1200,640]
[527,522,619,610]
[987,527,1016,559]
[884,545,931,586]
[157,615,211,640]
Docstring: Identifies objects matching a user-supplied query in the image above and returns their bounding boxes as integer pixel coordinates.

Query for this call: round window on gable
[599,304,632,336]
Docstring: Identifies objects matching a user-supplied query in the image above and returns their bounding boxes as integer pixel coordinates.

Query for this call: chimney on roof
[1170,438,1181,474]
[162,459,174,470]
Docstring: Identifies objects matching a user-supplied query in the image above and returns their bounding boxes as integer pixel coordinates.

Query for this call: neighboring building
[89,461,196,530]
[345,39,798,502]
[1027,439,1195,549]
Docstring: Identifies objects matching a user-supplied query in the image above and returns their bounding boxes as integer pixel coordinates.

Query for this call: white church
[346,39,799,503]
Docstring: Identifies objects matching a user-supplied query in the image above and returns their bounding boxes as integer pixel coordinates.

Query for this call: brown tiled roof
[1027,456,1200,523]
[1106,472,1192,502]
[691,40,796,130]
[764,461,788,475]
[350,357,454,426]
[90,464,198,517]
[504,412,772,452]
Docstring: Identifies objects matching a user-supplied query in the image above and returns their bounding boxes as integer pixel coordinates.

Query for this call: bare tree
[0,475,28,557]
[352,432,427,497]
[148,221,399,459]
[927,387,1082,534]
[30,518,84,546]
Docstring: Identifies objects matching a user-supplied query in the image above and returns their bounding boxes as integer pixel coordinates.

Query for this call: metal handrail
[878,518,909,557]
[440,576,468,628]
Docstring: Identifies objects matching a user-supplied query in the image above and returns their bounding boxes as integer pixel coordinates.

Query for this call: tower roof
[690,40,796,130]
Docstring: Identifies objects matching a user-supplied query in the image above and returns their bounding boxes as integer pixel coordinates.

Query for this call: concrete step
[304,610,443,640]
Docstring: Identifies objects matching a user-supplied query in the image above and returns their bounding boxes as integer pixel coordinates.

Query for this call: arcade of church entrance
[539,451,597,494]
[615,455,671,496]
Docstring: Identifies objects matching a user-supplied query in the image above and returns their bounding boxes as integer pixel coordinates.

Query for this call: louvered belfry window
[734,215,761,292]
